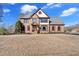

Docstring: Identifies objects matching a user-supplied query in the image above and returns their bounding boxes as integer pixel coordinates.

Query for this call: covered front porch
[31,23,40,34]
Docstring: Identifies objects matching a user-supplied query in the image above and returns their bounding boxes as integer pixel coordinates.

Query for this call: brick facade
[20,9,64,34]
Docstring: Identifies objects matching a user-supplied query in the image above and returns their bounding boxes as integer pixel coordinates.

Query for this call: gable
[31,14,38,18]
[36,10,49,18]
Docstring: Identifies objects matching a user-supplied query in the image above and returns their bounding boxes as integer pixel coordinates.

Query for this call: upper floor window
[40,19,48,23]
[32,18,38,23]
[24,19,29,23]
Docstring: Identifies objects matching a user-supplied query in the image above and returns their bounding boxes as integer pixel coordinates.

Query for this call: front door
[32,25,40,33]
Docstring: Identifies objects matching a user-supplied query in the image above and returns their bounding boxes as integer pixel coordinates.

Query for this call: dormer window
[38,11,42,14]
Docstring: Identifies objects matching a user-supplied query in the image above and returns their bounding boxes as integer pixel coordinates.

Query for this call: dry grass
[0,34,79,56]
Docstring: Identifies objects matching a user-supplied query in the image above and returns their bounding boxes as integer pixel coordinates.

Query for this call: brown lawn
[0,34,79,56]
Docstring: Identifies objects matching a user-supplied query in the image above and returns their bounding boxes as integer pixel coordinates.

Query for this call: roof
[50,17,64,24]
[20,13,33,19]
[20,9,50,19]
[30,8,50,19]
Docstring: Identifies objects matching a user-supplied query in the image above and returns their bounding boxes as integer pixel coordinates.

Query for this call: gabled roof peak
[30,8,50,18]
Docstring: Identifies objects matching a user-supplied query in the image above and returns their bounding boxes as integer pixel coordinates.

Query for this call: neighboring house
[20,9,64,34]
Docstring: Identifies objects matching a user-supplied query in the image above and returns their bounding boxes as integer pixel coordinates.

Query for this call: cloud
[21,4,37,13]
[42,3,54,9]
[3,9,10,13]
[8,3,16,5]
[61,8,78,17]
[42,3,62,9]
[50,4,62,8]
[47,3,54,6]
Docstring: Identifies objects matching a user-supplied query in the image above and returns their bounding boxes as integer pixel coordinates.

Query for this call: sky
[0,3,79,27]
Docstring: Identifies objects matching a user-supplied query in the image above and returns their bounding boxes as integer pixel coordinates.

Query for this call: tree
[0,28,8,35]
[8,24,15,34]
[15,20,25,33]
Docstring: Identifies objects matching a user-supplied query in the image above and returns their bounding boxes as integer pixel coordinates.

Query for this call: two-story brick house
[20,9,64,33]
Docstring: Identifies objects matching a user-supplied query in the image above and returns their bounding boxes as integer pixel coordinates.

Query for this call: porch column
[30,24,32,33]
[25,25,27,33]
[30,19,32,33]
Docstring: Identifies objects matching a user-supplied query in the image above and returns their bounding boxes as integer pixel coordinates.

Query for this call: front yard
[0,34,79,56]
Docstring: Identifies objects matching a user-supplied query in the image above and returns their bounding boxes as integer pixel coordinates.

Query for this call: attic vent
[38,11,42,14]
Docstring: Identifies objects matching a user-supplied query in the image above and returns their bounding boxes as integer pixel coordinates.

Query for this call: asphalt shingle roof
[50,17,64,24]
[20,13,33,18]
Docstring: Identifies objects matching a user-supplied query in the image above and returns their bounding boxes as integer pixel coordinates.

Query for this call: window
[27,25,30,31]
[32,18,38,23]
[38,11,42,14]
[40,19,48,23]
[24,19,29,23]
[52,26,54,31]
[58,26,60,31]
[42,27,46,31]
[41,25,47,31]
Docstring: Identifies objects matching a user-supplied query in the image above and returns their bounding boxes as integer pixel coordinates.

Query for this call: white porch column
[25,25,27,33]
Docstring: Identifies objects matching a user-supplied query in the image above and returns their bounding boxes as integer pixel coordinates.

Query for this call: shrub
[15,20,25,33]
[0,28,9,35]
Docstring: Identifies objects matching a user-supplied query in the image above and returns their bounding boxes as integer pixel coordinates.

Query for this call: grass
[0,34,79,56]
